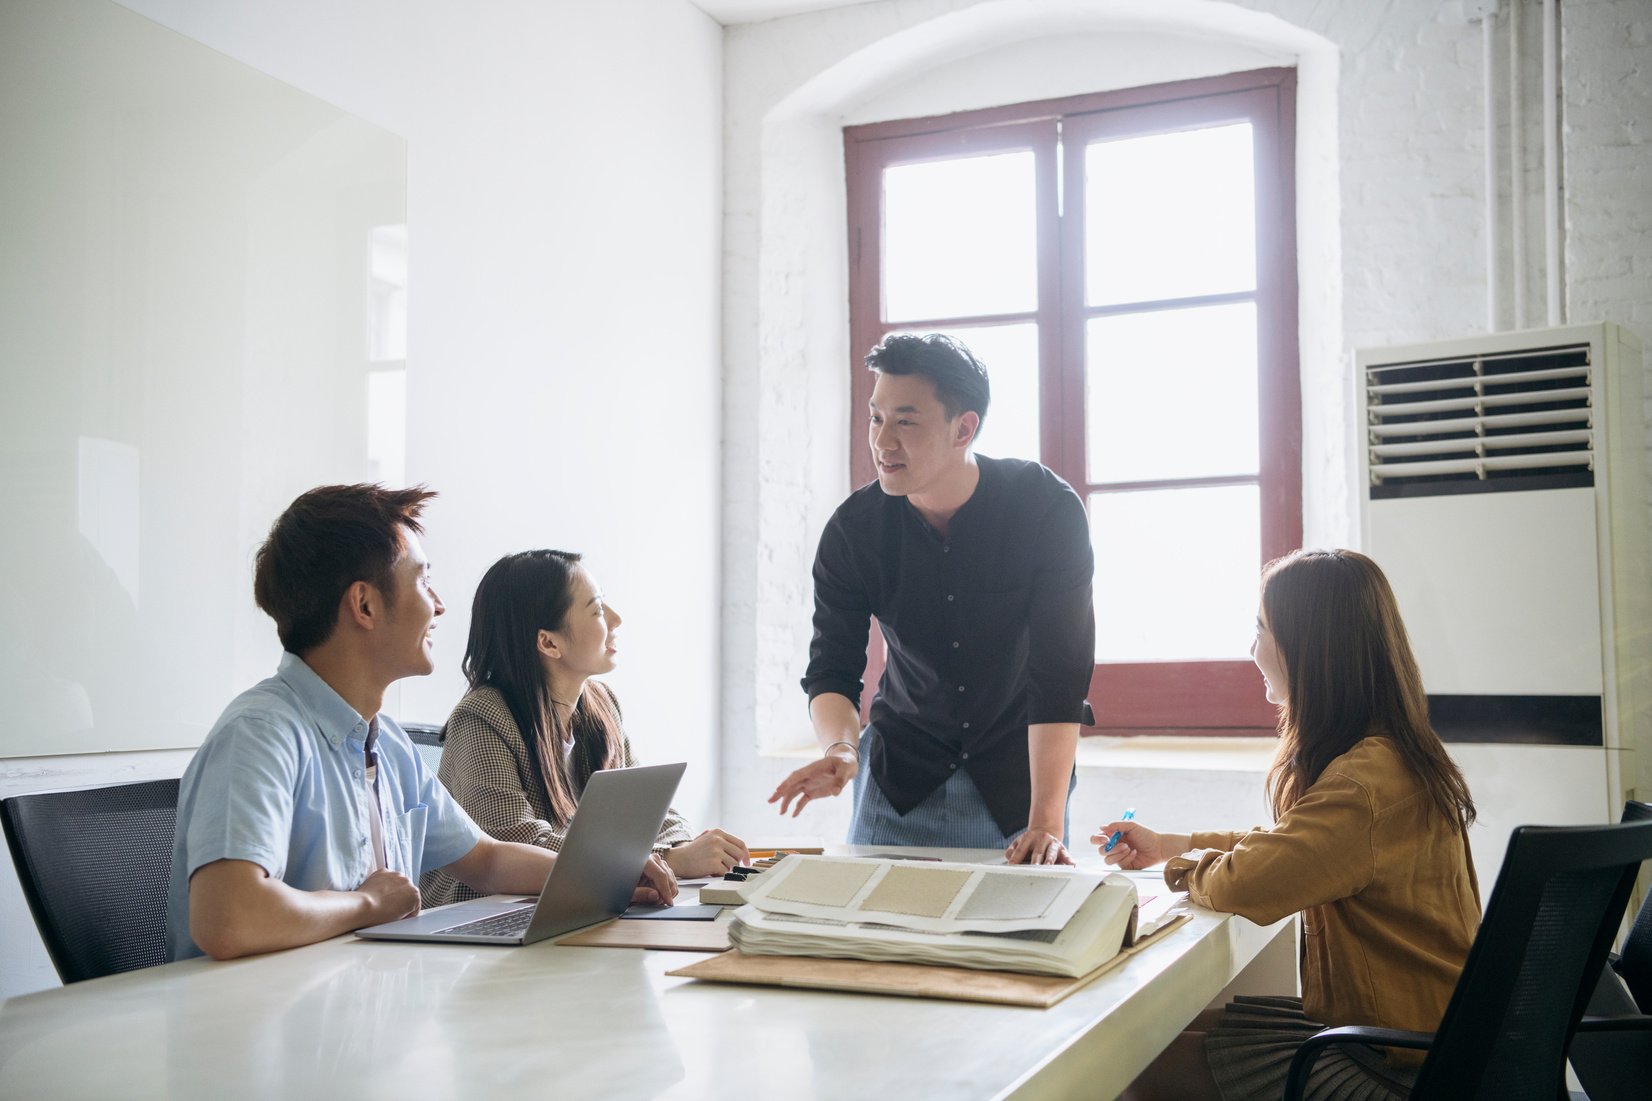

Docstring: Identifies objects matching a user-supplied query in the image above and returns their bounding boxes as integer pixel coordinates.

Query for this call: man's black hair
[865,332,991,424]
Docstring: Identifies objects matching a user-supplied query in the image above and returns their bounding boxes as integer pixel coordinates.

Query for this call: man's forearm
[1026,722,1079,831]
[190,864,376,960]
[808,693,862,759]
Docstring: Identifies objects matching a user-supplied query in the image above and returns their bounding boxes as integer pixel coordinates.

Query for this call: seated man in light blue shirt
[169,484,676,961]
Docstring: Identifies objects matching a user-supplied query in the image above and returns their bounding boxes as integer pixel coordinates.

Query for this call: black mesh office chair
[1606,800,1652,1010]
[1283,817,1652,1101]
[1569,801,1652,1101]
[1,778,180,983]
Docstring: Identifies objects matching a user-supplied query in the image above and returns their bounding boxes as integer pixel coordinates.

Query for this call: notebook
[355,761,685,946]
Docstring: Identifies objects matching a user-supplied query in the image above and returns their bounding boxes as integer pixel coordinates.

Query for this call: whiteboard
[0,0,408,756]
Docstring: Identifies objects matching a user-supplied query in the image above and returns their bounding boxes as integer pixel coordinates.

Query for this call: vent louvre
[1365,343,1594,499]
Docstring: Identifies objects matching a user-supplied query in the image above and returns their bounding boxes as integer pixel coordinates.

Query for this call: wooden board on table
[556,912,733,953]
[665,913,1191,1007]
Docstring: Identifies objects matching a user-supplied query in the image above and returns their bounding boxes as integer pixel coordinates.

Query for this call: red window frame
[844,68,1301,736]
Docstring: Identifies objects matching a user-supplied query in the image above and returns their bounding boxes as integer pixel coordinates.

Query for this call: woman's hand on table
[631,853,678,906]
[664,829,750,878]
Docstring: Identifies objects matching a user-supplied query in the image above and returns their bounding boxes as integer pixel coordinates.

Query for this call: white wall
[1,0,722,999]
[714,0,1652,861]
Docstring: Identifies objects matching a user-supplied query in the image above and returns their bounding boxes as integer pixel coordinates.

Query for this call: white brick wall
[1565,1,1652,341]
[718,0,1652,846]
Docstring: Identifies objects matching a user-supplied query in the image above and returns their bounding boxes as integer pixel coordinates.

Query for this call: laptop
[356,761,686,946]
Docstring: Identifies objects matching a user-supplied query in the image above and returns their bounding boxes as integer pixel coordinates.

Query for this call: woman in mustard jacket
[1101,549,1480,1101]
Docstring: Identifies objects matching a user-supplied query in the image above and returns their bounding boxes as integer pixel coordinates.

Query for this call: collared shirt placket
[938,528,973,775]
[348,718,387,874]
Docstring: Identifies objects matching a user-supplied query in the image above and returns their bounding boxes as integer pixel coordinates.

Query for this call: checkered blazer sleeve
[438,689,568,852]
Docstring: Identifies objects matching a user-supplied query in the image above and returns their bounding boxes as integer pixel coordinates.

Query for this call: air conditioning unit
[1356,323,1649,884]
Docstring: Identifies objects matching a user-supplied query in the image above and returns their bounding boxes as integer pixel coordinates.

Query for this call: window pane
[1086,302,1258,484]
[890,323,1040,463]
[1085,123,1255,306]
[884,152,1037,322]
[1091,485,1259,661]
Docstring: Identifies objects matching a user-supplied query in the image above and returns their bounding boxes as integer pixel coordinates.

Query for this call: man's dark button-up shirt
[800,456,1095,835]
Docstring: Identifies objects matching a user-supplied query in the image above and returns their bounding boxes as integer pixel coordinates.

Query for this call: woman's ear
[536,628,561,660]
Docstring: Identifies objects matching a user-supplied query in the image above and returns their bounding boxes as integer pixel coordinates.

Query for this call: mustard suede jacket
[1166,736,1481,1036]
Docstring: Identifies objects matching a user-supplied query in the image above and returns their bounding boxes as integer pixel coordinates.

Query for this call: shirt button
[961,752,970,761]
[943,546,950,554]
[949,762,958,770]
[952,641,960,648]
[962,722,971,729]
[353,768,362,779]
[946,594,954,602]
[957,685,965,693]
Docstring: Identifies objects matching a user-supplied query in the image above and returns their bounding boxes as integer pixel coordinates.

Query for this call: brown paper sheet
[664,913,1191,1008]
[556,912,733,953]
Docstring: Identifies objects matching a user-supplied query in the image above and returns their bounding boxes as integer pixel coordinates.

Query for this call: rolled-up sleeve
[800,516,872,710]
[1024,487,1094,725]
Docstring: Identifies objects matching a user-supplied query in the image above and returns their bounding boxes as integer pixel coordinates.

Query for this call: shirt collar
[275,651,375,751]
[900,455,992,537]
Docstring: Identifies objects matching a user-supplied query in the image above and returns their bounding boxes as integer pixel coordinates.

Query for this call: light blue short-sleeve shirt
[168,653,483,960]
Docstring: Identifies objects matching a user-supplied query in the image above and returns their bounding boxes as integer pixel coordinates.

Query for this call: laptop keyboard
[439,907,534,938]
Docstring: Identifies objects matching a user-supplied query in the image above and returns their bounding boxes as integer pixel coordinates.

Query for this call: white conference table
[0,847,1293,1100]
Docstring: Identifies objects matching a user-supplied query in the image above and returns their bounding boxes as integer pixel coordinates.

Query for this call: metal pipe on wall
[1510,0,1528,328]
[1543,0,1562,324]
[1484,12,1500,332]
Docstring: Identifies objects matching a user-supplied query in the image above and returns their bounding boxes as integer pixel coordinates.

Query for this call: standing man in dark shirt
[769,334,1095,864]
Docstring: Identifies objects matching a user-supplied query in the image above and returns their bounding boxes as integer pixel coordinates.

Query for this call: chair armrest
[1576,1014,1652,1033]
[1283,1026,1436,1101]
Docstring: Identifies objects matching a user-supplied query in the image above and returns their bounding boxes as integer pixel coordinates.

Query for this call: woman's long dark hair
[1262,549,1476,829]
[461,550,624,826]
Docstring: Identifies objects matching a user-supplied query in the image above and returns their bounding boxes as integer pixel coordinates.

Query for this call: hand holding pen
[1091,813,1191,870]
[1102,808,1136,853]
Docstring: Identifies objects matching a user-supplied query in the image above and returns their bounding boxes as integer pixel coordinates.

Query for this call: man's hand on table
[1005,826,1074,865]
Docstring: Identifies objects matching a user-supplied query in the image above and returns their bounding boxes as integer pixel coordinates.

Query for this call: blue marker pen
[1103,808,1137,853]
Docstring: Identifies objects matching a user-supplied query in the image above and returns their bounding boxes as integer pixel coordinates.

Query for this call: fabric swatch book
[725,855,1180,978]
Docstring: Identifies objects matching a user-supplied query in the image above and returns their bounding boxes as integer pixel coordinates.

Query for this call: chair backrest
[1,778,180,984]
[1410,817,1652,1101]
[1614,799,1652,1011]
[403,722,446,775]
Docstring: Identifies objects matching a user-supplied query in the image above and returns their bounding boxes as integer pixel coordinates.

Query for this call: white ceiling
[688,0,869,25]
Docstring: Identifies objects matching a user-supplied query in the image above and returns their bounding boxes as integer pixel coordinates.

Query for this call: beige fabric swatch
[859,866,972,918]
[767,860,879,907]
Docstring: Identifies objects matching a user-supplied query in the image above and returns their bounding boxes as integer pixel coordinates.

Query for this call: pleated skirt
[1205,995,1419,1101]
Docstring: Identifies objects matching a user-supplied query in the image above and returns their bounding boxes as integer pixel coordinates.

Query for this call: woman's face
[1251,601,1288,706]
[545,566,622,680]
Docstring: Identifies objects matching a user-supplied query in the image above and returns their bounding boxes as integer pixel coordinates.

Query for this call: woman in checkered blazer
[421,549,748,908]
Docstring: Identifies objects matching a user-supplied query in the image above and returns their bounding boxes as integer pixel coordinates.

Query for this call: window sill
[1076,735,1276,774]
